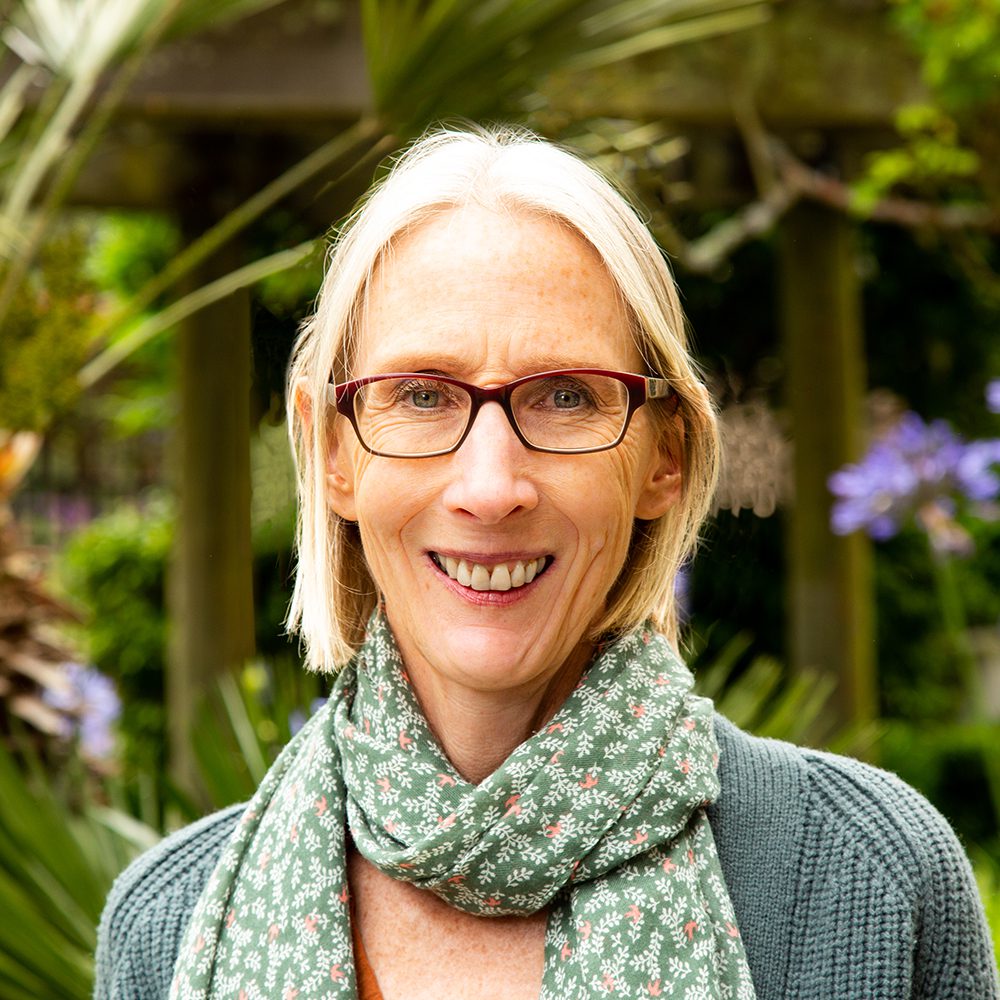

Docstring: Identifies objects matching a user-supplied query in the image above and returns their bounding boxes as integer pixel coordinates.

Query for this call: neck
[405,646,591,785]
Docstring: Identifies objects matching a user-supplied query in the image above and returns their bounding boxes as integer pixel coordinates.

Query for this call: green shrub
[59,495,172,787]
[882,719,999,858]
[973,851,1000,968]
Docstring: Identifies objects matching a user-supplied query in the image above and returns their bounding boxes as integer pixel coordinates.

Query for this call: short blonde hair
[286,124,719,671]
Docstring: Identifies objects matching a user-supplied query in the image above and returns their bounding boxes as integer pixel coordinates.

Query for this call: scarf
[171,614,756,999]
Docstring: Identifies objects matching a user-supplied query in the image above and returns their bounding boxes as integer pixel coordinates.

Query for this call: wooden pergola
[67,0,926,789]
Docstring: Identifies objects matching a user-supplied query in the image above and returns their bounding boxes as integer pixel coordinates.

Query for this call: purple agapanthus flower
[289,696,329,736]
[829,412,1000,551]
[44,662,121,759]
[987,379,1000,415]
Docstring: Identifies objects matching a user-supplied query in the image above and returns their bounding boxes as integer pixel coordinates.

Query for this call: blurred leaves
[82,0,773,382]
[694,632,829,741]
[876,0,1000,208]
[856,103,981,211]
[189,662,328,813]
[364,0,770,135]
[891,0,1000,110]
[973,850,1000,966]
[0,225,93,432]
[59,496,172,788]
[0,741,156,1000]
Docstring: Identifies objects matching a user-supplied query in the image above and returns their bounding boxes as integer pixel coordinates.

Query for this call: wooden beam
[543,0,924,129]
[114,0,371,127]
[778,201,876,734]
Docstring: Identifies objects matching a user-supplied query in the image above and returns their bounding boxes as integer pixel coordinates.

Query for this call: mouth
[429,552,552,593]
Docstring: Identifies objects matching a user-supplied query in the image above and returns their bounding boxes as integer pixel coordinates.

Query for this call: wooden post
[166,237,255,804]
[778,201,876,735]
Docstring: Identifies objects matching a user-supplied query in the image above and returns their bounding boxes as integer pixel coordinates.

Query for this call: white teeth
[435,555,547,592]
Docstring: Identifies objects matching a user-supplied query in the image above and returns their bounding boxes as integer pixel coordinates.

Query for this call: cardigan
[93,716,1000,999]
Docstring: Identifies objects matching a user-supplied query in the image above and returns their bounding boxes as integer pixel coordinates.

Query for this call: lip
[425,551,553,605]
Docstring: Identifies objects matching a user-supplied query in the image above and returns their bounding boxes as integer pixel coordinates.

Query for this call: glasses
[328,368,678,458]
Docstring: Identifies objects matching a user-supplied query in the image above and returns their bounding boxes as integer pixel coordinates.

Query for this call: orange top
[351,909,385,1000]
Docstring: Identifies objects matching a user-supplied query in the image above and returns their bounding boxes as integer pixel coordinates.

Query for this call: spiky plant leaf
[0,741,157,999]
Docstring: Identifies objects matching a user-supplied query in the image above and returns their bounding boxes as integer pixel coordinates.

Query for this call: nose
[441,401,539,523]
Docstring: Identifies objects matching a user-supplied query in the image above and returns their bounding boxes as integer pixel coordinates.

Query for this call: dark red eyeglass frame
[326,368,679,458]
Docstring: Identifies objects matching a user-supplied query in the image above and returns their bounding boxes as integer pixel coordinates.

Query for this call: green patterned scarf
[171,614,756,999]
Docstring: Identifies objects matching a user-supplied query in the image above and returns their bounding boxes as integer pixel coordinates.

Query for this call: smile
[429,553,551,592]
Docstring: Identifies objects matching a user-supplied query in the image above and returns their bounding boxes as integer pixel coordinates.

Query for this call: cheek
[550,452,646,554]
[351,463,437,556]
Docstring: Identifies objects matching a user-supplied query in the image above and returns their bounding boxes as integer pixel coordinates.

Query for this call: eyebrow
[366,352,627,377]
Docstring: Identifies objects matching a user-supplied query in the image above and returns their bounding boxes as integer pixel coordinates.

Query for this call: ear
[294,378,358,521]
[634,426,683,521]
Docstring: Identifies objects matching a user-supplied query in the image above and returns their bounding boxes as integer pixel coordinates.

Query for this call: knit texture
[94,718,1000,1000]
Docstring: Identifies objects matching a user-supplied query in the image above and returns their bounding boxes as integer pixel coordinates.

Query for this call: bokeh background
[1,0,999,993]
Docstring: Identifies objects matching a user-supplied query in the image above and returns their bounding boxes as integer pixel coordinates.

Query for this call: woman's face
[326,204,679,701]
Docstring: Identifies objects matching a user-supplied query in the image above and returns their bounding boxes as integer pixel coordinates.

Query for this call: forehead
[353,204,642,377]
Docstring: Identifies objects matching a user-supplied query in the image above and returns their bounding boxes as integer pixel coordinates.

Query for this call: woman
[96,127,998,1000]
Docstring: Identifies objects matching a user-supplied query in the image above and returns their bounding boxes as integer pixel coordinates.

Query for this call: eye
[409,387,440,408]
[552,387,583,409]
[393,378,462,411]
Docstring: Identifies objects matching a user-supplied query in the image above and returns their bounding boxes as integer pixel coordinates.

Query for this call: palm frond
[78,0,772,379]
[364,0,772,134]
[79,239,319,389]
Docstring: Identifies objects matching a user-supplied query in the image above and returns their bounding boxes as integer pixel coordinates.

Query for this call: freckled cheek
[352,468,437,570]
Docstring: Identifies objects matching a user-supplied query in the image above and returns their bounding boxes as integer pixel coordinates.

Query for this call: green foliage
[187,661,329,817]
[86,213,181,438]
[87,212,180,298]
[891,0,1000,109]
[251,212,325,319]
[0,741,157,1000]
[862,226,1000,435]
[873,514,1000,721]
[855,104,980,210]
[0,226,94,432]
[973,851,1000,966]
[883,720,999,856]
[687,628,882,758]
[59,496,172,784]
[691,632,827,740]
[852,2,1000,213]
[57,486,300,817]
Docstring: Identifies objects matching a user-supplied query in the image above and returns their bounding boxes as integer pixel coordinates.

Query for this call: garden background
[1,0,999,994]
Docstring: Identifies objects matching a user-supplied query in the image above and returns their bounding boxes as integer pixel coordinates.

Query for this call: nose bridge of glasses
[465,381,521,440]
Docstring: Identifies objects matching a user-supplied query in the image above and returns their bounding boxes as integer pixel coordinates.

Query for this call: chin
[428,620,562,691]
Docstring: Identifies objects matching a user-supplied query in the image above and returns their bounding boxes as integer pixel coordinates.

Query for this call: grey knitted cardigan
[94,716,1000,999]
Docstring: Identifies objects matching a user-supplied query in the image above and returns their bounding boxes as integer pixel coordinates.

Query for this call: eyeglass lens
[353,373,631,456]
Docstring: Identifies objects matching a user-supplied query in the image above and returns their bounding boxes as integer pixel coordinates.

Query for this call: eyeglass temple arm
[645,377,674,400]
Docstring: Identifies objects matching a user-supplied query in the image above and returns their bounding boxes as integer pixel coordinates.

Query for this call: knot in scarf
[172,615,756,999]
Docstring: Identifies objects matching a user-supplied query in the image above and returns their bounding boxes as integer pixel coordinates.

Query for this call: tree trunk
[778,201,876,737]
[167,237,255,806]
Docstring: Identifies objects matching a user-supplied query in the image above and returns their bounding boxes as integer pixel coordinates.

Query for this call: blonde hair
[286,124,719,671]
